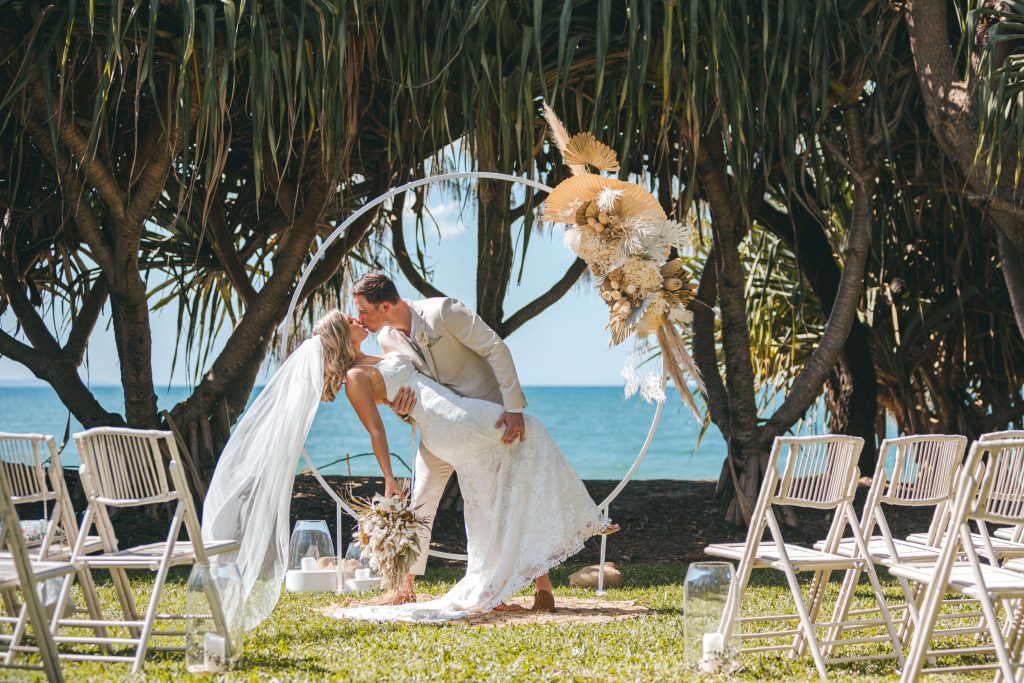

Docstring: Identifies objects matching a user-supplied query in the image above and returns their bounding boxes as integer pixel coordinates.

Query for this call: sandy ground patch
[325,594,649,627]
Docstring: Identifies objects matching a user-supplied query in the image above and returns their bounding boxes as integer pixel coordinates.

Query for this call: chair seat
[0,536,104,562]
[0,558,77,590]
[1007,558,1024,573]
[890,561,1024,598]
[906,531,1024,559]
[993,526,1021,542]
[81,539,239,571]
[706,542,854,570]
[813,536,941,565]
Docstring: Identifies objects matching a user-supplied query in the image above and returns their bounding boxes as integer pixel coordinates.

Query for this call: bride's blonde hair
[312,310,356,402]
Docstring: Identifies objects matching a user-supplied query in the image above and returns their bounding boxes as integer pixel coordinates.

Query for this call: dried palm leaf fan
[541,102,705,415]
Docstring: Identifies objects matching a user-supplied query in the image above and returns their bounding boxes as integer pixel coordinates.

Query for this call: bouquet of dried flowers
[344,482,426,591]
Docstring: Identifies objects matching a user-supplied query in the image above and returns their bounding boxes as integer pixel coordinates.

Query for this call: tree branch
[206,199,257,307]
[501,258,587,337]
[17,115,116,274]
[0,327,49,369]
[760,105,876,447]
[64,278,109,364]
[0,252,60,354]
[22,60,127,220]
[390,193,447,299]
[299,206,380,300]
[123,78,185,238]
[905,0,1024,237]
[689,250,730,436]
[172,165,333,426]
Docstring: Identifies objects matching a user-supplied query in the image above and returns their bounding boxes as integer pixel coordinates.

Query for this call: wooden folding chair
[52,427,239,672]
[893,438,1024,681]
[0,445,76,682]
[705,435,904,680]
[817,435,974,655]
[905,430,1024,564]
[0,433,107,662]
[979,433,1024,548]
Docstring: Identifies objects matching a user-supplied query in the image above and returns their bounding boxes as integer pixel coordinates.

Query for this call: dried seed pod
[660,258,685,277]
[663,277,683,292]
[612,298,632,315]
[625,284,637,294]
[587,216,599,227]
[610,279,621,290]
[575,204,590,226]
[586,202,600,218]
[601,291,613,301]
[610,290,622,300]
[593,222,605,233]
[598,212,610,225]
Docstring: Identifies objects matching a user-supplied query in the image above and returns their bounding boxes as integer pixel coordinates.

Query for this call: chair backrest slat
[773,435,863,509]
[971,440,1024,526]
[75,428,176,505]
[0,432,53,505]
[878,435,967,506]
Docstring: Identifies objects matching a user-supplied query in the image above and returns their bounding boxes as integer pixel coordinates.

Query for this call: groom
[351,273,556,612]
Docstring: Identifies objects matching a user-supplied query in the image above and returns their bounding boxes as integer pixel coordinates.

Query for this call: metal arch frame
[278,171,668,593]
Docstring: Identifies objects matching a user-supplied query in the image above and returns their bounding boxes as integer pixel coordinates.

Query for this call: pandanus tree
[0,1,392,494]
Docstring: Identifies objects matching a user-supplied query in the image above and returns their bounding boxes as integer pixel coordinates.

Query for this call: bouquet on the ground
[344,483,426,591]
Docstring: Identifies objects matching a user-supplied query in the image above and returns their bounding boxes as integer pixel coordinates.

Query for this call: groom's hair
[352,273,400,305]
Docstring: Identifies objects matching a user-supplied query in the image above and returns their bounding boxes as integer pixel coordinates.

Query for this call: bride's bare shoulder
[344,358,383,384]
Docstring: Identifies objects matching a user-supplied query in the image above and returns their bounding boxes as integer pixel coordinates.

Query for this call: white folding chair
[52,427,239,672]
[0,433,107,660]
[817,435,973,654]
[0,447,75,682]
[980,432,1024,547]
[705,435,904,679]
[893,439,1024,681]
[905,430,1024,563]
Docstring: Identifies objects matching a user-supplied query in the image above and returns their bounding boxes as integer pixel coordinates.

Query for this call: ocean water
[0,385,726,480]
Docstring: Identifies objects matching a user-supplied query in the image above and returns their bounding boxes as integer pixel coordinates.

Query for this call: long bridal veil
[202,336,324,630]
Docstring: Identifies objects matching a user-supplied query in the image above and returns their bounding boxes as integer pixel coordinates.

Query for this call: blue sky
[0,185,634,388]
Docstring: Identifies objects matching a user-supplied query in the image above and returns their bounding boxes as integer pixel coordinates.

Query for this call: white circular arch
[279,171,666,591]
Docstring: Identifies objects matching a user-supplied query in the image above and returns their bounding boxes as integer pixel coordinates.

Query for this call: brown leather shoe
[531,589,556,613]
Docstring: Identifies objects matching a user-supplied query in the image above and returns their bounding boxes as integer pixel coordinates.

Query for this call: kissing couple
[202,273,617,627]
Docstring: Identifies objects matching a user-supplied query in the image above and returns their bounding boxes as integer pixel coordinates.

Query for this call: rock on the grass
[569,563,621,588]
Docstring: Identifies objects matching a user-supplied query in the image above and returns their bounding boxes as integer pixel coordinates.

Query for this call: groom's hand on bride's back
[496,412,526,444]
[388,386,417,420]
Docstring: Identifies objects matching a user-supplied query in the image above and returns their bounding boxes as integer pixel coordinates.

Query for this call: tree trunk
[694,125,764,525]
[759,200,879,474]
[905,0,1024,333]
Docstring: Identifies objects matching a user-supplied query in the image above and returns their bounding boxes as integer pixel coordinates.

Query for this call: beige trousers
[409,443,454,575]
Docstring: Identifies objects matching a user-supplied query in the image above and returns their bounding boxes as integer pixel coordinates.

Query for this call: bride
[202,309,615,627]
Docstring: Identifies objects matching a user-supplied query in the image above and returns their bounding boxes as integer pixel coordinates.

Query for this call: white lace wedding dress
[334,353,608,622]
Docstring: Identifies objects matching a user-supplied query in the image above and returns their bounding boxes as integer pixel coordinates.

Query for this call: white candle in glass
[701,632,725,672]
[301,556,317,571]
[355,567,370,580]
[204,632,227,672]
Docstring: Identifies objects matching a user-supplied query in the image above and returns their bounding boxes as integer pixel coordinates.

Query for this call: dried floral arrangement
[540,104,705,412]
[345,482,426,591]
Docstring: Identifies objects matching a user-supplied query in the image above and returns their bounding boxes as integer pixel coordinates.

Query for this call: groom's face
[353,294,389,333]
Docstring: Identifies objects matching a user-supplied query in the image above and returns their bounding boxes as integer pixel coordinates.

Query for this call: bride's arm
[345,369,400,497]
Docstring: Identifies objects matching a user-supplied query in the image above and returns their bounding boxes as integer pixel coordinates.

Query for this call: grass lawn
[18,563,997,682]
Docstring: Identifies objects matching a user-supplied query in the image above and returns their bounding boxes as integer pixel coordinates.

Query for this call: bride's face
[345,315,369,346]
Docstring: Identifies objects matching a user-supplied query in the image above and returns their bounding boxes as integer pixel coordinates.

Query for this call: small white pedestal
[284,569,338,593]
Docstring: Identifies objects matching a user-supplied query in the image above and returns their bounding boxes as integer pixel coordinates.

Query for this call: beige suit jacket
[377,297,527,410]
